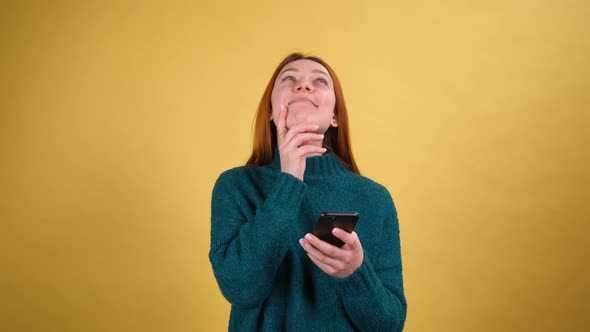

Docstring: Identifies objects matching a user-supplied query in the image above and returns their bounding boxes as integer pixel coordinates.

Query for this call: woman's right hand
[276,105,327,181]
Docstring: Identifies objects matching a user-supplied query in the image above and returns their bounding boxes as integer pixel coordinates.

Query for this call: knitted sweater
[209,151,407,331]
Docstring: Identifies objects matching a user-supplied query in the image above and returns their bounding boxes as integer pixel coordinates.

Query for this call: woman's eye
[315,78,328,85]
[282,76,296,82]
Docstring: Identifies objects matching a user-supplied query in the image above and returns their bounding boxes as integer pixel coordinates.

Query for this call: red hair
[246,53,360,174]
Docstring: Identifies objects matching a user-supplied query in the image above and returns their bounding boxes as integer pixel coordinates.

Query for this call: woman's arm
[336,197,407,331]
[298,189,407,330]
[209,170,306,307]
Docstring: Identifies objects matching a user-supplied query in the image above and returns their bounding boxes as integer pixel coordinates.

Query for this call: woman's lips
[288,98,318,107]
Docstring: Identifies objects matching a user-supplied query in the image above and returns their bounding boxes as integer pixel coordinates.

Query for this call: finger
[303,233,339,257]
[285,122,320,134]
[293,145,328,158]
[300,237,341,267]
[276,105,288,142]
[307,253,336,275]
[282,123,320,144]
[332,229,359,249]
[283,132,324,150]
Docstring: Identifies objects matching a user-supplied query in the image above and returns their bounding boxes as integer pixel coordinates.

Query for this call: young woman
[209,53,407,331]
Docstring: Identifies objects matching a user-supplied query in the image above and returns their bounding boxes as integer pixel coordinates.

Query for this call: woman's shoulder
[344,171,394,201]
[343,170,389,191]
[214,164,276,185]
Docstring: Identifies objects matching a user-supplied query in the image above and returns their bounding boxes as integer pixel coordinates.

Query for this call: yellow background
[1,1,588,331]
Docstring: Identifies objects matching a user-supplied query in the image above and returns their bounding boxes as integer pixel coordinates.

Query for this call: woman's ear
[331,116,339,127]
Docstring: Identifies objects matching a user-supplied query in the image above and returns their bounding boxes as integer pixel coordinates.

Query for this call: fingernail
[305,233,312,240]
[299,239,304,246]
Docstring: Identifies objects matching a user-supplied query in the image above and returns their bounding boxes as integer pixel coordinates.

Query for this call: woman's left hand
[299,228,364,279]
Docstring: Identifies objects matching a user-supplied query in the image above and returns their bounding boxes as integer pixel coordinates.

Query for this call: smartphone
[312,212,360,248]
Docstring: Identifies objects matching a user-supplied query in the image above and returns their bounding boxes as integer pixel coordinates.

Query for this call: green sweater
[209,151,407,331]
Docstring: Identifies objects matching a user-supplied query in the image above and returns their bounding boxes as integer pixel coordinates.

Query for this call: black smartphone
[312,212,360,248]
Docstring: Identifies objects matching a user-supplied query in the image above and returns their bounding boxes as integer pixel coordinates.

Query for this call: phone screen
[312,212,359,248]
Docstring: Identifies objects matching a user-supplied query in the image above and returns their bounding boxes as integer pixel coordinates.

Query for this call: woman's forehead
[279,59,330,76]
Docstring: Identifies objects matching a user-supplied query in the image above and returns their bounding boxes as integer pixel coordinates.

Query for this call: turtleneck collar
[270,149,350,179]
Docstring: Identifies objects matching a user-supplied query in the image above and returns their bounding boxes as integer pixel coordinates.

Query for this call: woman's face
[270,59,337,133]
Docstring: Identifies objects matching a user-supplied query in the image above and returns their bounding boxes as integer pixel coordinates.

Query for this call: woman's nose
[295,80,312,92]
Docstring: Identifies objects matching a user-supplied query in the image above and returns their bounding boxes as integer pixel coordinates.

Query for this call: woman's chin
[287,118,318,131]
[301,140,322,147]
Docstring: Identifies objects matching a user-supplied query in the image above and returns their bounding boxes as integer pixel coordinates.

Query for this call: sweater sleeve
[209,169,306,307]
[335,192,407,331]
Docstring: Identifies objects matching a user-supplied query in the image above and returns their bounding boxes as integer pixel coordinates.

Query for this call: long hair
[246,53,360,174]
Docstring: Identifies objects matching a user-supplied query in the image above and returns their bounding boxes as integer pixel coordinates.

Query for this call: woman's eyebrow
[278,68,298,76]
[278,68,331,80]
[312,69,330,79]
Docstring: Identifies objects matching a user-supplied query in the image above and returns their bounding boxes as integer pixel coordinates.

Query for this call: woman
[209,53,407,331]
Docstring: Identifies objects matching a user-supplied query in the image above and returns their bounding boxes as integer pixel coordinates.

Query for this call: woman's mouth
[288,98,318,107]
